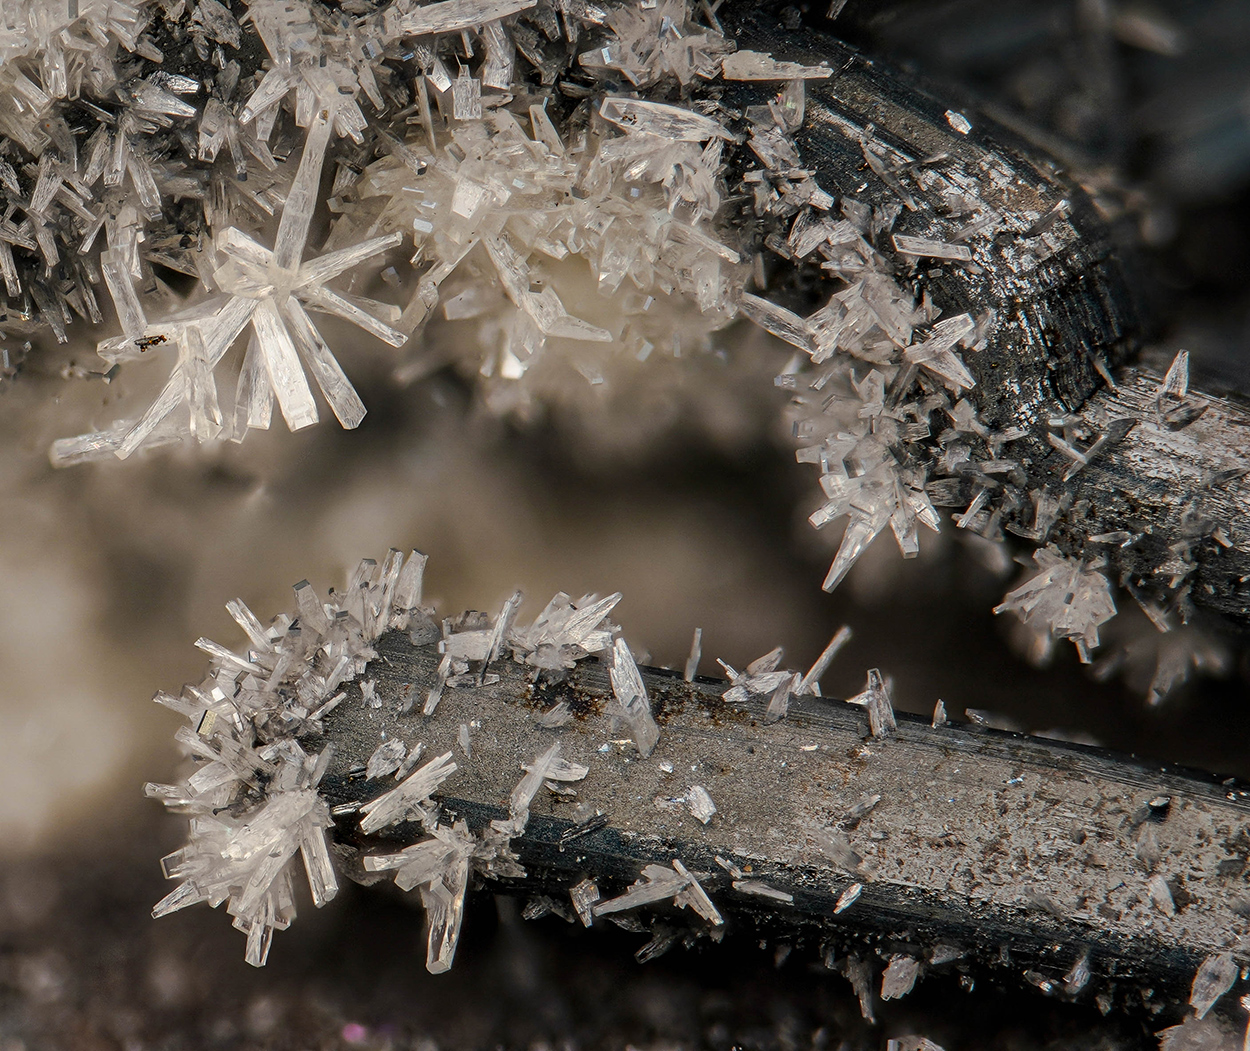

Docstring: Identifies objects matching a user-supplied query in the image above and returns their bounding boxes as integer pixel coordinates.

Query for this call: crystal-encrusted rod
[303,631,1250,1022]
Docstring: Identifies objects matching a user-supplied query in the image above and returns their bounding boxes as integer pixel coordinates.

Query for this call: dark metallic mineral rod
[305,630,1250,1022]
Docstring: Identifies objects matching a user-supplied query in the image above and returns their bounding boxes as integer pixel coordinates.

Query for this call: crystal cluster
[150,547,869,969]
[732,69,1146,661]
[38,0,760,455]
[993,546,1117,663]
[715,627,850,723]
[150,550,752,968]
[769,171,995,595]
[336,89,743,416]
[7,0,1171,671]
[146,549,432,964]
[594,859,723,926]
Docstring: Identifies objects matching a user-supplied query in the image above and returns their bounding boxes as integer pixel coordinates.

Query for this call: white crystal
[1064,952,1091,996]
[359,751,458,833]
[594,863,689,915]
[1148,873,1175,917]
[739,292,815,353]
[834,882,863,914]
[944,110,972,134]
[687,785,717,824]
[764,672,799,723]
[396,0,537,36]
[452,70,483,121]
[536,702,573,728]
[671,859,723,925]
[797,626,852,695]
[570,878,600,926]
[683,627,703,682]
[366,739,408,779]
[904,314,977,391]
[282,298,366,429]
[600,97,731,142]
[892,234,973,262]
[421,850,471,973]
[721,51,832,80]
[1158,349,1190,400]
[994,548,1116,663]
[847,668,896,738]
[733,880,793,903]
[814,829,864,874]
[1190,953,1238,1019]
[274,104,335,272]
[495,742,588,835]
[881,955,921,1000]
[608,638,659,757]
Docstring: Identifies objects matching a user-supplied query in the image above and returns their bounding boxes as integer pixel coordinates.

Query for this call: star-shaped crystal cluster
[52,102,407,463]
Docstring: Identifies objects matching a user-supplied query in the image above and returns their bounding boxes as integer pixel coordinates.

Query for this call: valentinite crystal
[994,548,1117,662]
[608,637,659,757]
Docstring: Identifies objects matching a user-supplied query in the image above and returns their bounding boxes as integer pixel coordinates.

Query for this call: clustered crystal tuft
[146,549,674,967]
[9,0,1197,675]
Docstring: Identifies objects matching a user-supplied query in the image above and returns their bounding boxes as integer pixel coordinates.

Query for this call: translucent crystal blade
[293,579,330,635]
[1191,953,1237,1019]
[117,369,189,459]
[300,285,408,347]
[421,855,470,974]
[600,97,731,142]
[181,326,223,443]
[683,627,703,681]
[273,103,335,272]
[100,248,147,336]
[570,880,599,926]
[202,296,259,365]
[503,742,561,833]
[672,860,723,924]
[153,881,206,918]
[235,835,299,916]
[892,234,973,261]
[764,673,796,723]
[1159,349,1190,399]
[822,514,886,592]
[233,330,274,436]
[595,864,689,915]
[225,598,272,651]
[49,423,129,466]
[721,50,832,80]
[396,0,537,36]
[367,739,408,779]
[481,19,515,89]
[359,752,458,834]
[686,785,717,823]
[739,292,814,353]
[608,638,659,757]
[392,550,429,614]
[299,823,339,908]
[252,300,319,432]
[297,232,403,288]
[282,297,367,429]
[451,71,482,121]
[798,625,852,694]
[240,67,293,124]
[217,226,274,268]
